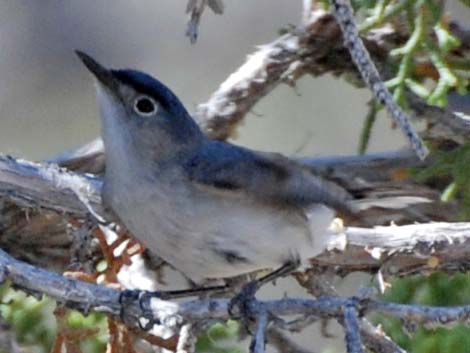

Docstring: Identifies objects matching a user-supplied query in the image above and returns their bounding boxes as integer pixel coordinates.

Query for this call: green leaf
[434,23,461,53]
[405,78,431,98]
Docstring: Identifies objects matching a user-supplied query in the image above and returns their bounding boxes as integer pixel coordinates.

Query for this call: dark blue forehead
[112,68,204,143]
[112,69,189,117]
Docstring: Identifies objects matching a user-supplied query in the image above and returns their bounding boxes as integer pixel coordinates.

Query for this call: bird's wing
[183,141,355,215]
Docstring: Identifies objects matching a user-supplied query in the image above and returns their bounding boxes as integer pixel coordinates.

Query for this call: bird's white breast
[105,167,336,283]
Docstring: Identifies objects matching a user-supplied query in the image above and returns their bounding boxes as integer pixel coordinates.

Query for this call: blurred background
[0,0,423,161]
[0,1,468,159]
[0,1,469,353]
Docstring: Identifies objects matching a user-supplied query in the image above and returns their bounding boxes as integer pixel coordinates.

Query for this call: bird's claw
[119,289,163,330]
[228,281,260,330]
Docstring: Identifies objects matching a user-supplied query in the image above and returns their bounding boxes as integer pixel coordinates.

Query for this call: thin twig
[343,303,365,353]
[367,301,470,328]
[296,269,408,353]
[329,0,428,159]
[360,320,408,353]
[185,0,224,43]
[250,307,269,353]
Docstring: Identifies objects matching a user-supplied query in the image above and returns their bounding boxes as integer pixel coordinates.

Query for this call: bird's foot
[228,262,299,329]
[119,289,164,330]
[119,284,231,329]
[228,281,260,330]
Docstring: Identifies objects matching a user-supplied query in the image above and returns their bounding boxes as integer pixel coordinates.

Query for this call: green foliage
[458,0,470,7]
[66,311,108,353]
[412,143,470,219]
[0,279,241,353]
[196,321,243,353]
[386,0,467,107]
[358,99,380,154]
[0,283,107,353]
[0,283,55,353]
[375,273,470,353]
[350,0,377,10]
[356,0,470,153]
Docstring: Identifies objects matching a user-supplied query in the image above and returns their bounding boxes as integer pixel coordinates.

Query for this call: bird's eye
[133,95,158,116]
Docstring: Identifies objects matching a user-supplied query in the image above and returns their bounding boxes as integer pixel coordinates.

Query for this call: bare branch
[360,320,408,353]
[299,149,425,180]
[295,268,408,353]
[193,9,331,140]
[330,0,427,159]
[343,303,365,353]
[185,0,224,43]
[317,222,470,277]
[368,300,470,328]
[251,307,269,353]
[0,243,466,326]
[50,138,105,174]
[2,244,470,352]
[0,248,119,314]
[50,139,425,183]
[0,156,102,217]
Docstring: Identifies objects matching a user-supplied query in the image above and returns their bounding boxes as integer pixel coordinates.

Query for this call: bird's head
[76,51,204,165]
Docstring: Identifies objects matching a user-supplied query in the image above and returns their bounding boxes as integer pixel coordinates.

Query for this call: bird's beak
[75,50,119,94]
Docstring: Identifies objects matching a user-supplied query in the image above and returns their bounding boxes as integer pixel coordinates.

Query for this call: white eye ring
[133,95,158,117]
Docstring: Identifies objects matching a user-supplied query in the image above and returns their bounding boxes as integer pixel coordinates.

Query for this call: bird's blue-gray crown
[112,69,188,118]
[75,50,203,144]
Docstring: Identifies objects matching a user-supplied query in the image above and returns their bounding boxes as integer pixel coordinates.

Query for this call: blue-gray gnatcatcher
[76,51,356,284]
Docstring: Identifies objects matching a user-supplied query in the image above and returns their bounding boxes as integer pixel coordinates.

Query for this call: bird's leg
[119,284,231,329]
[144,284,231,300]
[256,260,300,287]
[119,262,299,329]
[131,260,297,302]
[228,260,299,326]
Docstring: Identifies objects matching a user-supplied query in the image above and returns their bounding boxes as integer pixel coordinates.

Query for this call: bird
[75,51,356,287]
